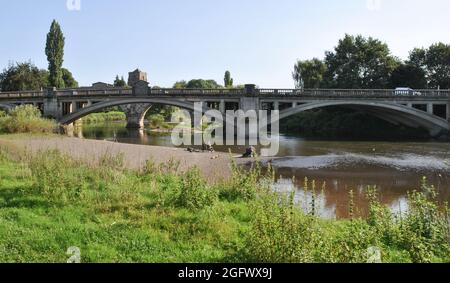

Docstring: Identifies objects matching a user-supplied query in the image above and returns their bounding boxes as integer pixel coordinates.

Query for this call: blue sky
[1,0,449,88]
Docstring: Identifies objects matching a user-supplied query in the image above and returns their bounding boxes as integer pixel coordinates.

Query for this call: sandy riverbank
[0,134,250,182]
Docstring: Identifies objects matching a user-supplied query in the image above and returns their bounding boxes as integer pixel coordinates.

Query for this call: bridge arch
[58,98,213,126]
[276,101,450,137]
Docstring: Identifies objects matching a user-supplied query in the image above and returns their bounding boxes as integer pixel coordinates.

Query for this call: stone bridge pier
[119,104,152,129]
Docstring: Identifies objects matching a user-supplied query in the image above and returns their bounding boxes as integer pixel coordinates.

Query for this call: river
[76,122,450,219]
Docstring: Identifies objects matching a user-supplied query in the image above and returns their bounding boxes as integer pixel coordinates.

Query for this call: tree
[293,58,326,89]
[323,34,400,89]
[113,75,127,87]
[173,79,222,89]
[408,48,427,69]
[186,79,222,89]
[390,64,427,89]
[62,68,78,88]
[0,62,48,91]
[173,80,187,89]
[45,20,65,88]
[224,71,234,88]
[409,43,450,89]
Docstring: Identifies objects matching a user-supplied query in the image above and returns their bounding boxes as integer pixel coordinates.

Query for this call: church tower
[127,69,148,86]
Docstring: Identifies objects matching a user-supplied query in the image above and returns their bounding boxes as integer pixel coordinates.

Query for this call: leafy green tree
[0,62,48,91]
[62,68,78,88]
[186,79,222,89]
[324,34,400,89]
[293,58,326,89]
[409,43,450,89]
[390,64,427,89]
[113,75,127,87]
[224,71,234,88]
[45,20,65,88]
[173,79,222,89]
[173,80,187,89]
[408,48,427,69]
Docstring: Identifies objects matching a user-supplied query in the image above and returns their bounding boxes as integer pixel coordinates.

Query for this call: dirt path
[0,135,247,182]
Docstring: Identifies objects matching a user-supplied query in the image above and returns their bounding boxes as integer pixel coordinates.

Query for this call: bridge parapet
[257,89,450,98]
[1,88,450,99]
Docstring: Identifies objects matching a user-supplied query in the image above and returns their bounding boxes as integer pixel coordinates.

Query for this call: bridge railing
[258,89,450,97]
[1,88,450,98]
[0,90,44,98]
[55,88,133,96]
[149,88,246,96]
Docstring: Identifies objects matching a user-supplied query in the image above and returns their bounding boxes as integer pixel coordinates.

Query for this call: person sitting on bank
[242,146,257,158]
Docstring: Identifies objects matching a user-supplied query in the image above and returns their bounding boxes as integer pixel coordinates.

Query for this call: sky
[0,0,449,88]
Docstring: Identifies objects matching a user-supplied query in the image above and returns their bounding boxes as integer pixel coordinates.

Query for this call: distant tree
[323,34,400,89]
[173,79,222,89]
[293,58,326,89]
[113,75,127,87]
[408,48,427,69]
[173,80,187,89]
[224,71,234,88]
[390,64,426,89]
[0,62,48,91]
[62,68,78,88]
[45,20,65,88]
[186,79,222,89]
[408,43,450,89]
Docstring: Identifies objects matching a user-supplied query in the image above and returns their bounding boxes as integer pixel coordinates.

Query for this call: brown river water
[79,122,450,219]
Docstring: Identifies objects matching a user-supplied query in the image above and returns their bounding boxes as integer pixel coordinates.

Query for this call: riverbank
[0,139,448,263]
[0,134,247,182]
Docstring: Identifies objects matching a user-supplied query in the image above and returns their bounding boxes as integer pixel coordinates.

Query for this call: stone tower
[127,69,148,86]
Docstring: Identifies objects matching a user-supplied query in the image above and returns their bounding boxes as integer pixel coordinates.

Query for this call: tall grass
[0,105,55,134]
[0,147,448,263]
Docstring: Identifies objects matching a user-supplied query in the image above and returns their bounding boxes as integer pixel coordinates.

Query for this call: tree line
[293,34,450,90]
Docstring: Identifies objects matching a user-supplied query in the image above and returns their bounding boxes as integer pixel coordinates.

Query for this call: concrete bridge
[1,81,450,137]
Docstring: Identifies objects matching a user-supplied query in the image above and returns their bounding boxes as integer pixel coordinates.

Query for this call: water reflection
[78,122,450,219]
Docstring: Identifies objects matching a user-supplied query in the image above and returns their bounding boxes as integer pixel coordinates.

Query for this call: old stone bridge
[1,81,450,137]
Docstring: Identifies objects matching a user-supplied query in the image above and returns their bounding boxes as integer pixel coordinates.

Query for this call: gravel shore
[0,135,246,183]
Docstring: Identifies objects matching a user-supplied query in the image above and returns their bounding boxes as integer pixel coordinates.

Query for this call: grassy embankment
[81,111,126,124]
[0,145,448,263]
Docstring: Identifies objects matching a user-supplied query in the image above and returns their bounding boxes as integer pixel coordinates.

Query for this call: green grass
[0,146,448,263]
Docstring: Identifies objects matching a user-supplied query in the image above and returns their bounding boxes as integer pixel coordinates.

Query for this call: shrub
[220,160,271,201]
[153,166,217,210]
[400,179,450,263]
[177,168,217,210]
[245,191,320,262]
[149,114,166,128]
[28,149,83,203]
[0,105,55,134]
[82,111,126,124]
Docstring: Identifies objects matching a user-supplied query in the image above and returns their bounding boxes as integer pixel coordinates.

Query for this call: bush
[245,191,320,262]
[150,164,217,211]
[0,105,55,134]
[149,114,166,129]
[29,149,83,203]
[177,168,217,210]
[400,179,450,263]
[220,160,270,202]
[82,111,126,124]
